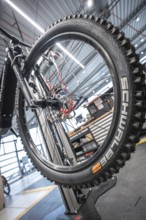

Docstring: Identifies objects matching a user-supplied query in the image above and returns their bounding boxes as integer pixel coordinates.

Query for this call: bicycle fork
[7,46,51,108]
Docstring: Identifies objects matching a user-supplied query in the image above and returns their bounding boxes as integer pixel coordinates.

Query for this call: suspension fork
[7,48,51,108]
[7,47,35,107]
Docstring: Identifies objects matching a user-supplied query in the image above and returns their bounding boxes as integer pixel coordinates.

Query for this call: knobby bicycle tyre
[16,15,144,189]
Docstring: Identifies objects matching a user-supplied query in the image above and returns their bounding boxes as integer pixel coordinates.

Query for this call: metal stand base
[57,176,117,220]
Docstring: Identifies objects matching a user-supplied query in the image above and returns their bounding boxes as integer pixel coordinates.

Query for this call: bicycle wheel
[17,15,144,188]
[2,176,10,195]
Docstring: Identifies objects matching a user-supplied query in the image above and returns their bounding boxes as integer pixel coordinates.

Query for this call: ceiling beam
[131,24,146,41]
[71,62,105,95]
[119,1,146,30]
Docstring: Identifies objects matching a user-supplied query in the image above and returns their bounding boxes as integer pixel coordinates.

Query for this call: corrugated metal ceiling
[0,0,146,76]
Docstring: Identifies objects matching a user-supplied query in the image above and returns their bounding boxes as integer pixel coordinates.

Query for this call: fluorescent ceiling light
[136,17,140,22]
[140,55,146,64]
[56,43,85,69]
[140,55,146,62]
[4,0,44,33]
[141,60,146,64]
[37,56,43,65]
[87,0,93,7]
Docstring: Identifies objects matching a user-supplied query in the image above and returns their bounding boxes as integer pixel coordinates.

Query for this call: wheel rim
[20,32,120,173]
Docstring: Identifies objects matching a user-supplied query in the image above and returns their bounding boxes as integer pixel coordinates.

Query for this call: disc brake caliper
[52,85,74,115]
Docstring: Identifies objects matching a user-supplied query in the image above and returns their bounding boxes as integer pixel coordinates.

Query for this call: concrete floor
[0,172,56,220]
[97,142,146,220]
[0,142,146,220]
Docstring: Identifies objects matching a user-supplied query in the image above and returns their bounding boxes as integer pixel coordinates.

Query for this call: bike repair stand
[39,119,117,220]
[57,176,117,220]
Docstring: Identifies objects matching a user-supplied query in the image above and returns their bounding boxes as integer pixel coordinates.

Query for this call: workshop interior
[0,0,146,220]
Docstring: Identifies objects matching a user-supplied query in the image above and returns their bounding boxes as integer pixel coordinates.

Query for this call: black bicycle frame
[0,41,53,135]
[0,43,34,134]
[0,56,17,132]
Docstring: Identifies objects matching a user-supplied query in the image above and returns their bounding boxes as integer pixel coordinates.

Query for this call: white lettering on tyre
[99,77,129,168]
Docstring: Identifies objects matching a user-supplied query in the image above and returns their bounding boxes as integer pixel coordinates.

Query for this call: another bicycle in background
[2,176,10,196]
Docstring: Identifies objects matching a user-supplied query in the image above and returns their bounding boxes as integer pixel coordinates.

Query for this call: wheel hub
[51,85,74,115]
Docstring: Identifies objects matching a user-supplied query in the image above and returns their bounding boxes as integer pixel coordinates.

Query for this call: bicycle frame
[0,37,58,135]
[1,46,60,134]
[0,42,41,134]
[0,54,17,133]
